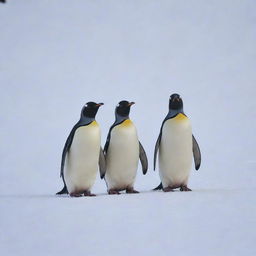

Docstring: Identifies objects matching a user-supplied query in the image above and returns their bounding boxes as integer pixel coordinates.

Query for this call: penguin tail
[153,183,163,190]
[56,185,68,195]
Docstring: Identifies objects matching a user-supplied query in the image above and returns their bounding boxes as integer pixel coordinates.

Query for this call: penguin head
[115,100,135,118]
[81,102,104,118]
[169,93,183,110]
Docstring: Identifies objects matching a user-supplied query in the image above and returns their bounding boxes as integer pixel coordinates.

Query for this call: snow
[1,190,255,256]
[0,0,256,255]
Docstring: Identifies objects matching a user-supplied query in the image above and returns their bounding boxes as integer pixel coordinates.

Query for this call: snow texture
[0,0,255,255]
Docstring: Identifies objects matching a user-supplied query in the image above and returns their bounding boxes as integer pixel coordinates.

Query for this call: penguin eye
[85,104,88,107]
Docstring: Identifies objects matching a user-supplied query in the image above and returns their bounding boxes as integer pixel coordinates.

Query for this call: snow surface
[0,0,256,255]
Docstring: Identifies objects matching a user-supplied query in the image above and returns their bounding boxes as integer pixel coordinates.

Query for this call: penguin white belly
[64,121,100,193]
[105,120,139,190]
[159,114,192,188]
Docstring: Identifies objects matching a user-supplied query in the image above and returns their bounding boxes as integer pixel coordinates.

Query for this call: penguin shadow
[54,190,150,198]
[90,187,250,197]
[0,188,245,200]
[54,188,199,198]
[54,188,206,198]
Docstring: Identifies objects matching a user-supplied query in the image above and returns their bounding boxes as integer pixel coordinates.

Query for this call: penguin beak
[96,103,104,107]
[128,102,135,106]
[173,96,180,102]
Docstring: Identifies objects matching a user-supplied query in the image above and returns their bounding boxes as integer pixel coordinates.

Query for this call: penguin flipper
[56,185,68,195]
[60,125,78,178]
[192,135,201,170]
[104,120,125,154]
[154,134,161,170]
[104,132,110,154]
[58,127,77,194]
[153,183,163,190]
[99,147,106,179]
[139,141,148,174]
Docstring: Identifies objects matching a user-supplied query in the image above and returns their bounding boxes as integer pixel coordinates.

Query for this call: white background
[0,1,255,255]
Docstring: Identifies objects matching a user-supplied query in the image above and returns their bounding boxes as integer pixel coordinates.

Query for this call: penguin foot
[163,187,174,192]
[126,188,139,194]
[69,192,83,197]
[108,189,120,195]
[84,191,96,197]
[180,185,192,191]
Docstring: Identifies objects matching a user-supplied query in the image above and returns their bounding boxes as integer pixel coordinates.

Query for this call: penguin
[103,101,148,194]
[56,102,105,197]
[153,94,201,192]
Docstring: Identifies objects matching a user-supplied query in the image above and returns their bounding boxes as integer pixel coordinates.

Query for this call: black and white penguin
[103,101,148,194]
[56,102,105,197]
[154,94,201,192]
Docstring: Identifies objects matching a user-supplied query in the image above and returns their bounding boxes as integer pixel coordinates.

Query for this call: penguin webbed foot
[163,187,175,192]
[108,189,121,195]
[180,185,192,192]
[84,190,96,197]
[69,192,83,197]
[126,188,139,194]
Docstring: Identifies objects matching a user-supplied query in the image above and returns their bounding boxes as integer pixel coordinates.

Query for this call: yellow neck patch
[119,119,133,127]
[173,113,188,121]
[89,120,98,126]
